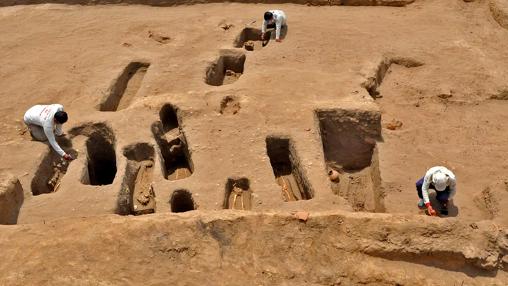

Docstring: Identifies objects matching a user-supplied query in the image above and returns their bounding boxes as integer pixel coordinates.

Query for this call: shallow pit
[316,109,384,212]
[31,137,77,196]
[233,27,270,51]
[99,61,150,111]
[223,177,252,210]
[266,136,313,202]
[219,96,241,115]
[118,143,156,215]
[362,57,423,99]
[205,50,246,86]
[170,189,195,213]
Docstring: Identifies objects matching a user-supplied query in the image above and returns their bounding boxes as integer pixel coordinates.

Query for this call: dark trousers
[416,177,450,202]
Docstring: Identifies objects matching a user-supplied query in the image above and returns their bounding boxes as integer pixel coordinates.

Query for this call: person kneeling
[416,166,456,216]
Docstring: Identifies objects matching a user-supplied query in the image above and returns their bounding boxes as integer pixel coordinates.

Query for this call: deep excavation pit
[266,136,313,202]
[72,124,117,186]
[151,104,193,181]
[233,27,270,51]
[316,109,384,212]
[362,57,423,99]
[117,143,156,215]
[170,189,195,213]
[223,177,253,210]
[99,61,150,111]
[205,50,245,86]
[30,137,77,195]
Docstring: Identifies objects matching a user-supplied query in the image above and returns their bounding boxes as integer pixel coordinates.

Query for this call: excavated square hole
[233,27,270,51]
[82,132,117,186]
[159,103,179,133]
[223,177,252,210]
[99,62,150,111]
[152,105,193,181]
[205,50,246,86]
[316,109,384,212]
[266,137,313,201]
[170,189,195,213]
[117,143,156,215]
[31,137,77,196]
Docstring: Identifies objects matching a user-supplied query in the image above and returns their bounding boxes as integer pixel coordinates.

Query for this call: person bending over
[24,104,73,161]
[262,10,287,43]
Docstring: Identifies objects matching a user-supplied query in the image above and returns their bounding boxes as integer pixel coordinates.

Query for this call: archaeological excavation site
[1,0,508,285]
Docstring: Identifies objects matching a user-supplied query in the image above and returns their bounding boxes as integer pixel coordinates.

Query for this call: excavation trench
[362,57,423,99]
[170,189,195,213]
[316,109,384,212]
[69,123,117,186]
[31,137,77,196]
[266,137,313,202]
[152,104,193,181]
[224,177,252,210]
[205,50,245,86]
[118,143,156,215]
[233,28,270,51]
[99,62,150,111]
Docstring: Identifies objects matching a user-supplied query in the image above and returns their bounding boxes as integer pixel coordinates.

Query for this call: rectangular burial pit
[266,137,313,202]
[81,130,117,186]
[117,143,156,215]
[99,62,150,111]
[31,137,77,196]
[233,27,270,51]
[316,109,384,212]
[151,108,193,181]
[223,177,253,210]
[205,50,245,86]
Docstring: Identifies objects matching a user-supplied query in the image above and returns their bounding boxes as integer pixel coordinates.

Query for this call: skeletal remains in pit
[152,104,193,180]
[266,137,313,202]
[224,177,252,210]
[99,61,150,111]
[205,50,245,86]
[118,143,156,215]
[233,27,271,51]
[316,109,384,212]
[31,137,77,196]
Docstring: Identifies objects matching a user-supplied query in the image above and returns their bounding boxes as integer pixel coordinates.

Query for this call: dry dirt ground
[1,0,508,284]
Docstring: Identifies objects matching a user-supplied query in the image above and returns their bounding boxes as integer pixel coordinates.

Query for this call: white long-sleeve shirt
[421,166,456,204]
[24,104,66,157]
[262,10,287,40]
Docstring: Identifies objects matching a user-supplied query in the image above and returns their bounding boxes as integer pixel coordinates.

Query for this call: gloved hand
[426,205,437,216]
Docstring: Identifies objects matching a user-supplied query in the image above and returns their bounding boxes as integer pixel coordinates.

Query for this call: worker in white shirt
[416,166,456,216]
[261,10,287,43]
[23,104,73,161]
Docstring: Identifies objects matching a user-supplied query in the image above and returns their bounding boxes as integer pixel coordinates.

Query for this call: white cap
[432,172,448,191]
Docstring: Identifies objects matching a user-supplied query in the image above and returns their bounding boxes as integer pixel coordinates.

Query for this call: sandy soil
[0,0,508,284]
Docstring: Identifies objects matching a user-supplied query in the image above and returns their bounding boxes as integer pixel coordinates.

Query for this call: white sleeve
[275,19,282,39]
[44,125,66,157]
[422,172,432,204]
[262,20,267,33]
